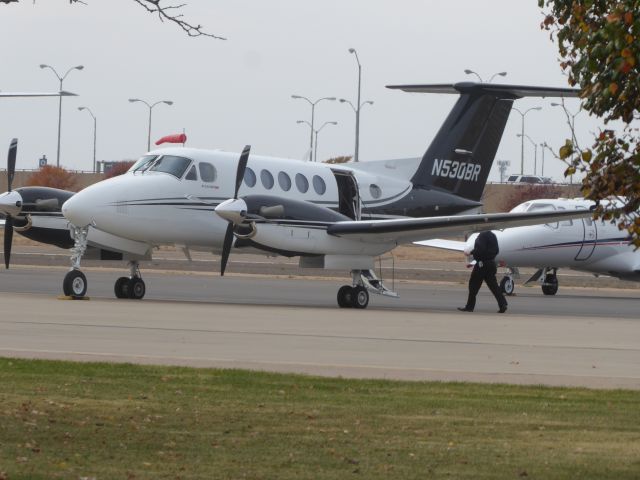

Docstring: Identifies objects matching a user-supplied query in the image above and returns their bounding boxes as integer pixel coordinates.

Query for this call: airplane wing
[0,91,76,98]
[414,239,466,251]
[327,209,592,245]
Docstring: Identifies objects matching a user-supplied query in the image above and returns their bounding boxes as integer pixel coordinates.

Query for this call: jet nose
[0,190,23,217]
[62,192,93,227]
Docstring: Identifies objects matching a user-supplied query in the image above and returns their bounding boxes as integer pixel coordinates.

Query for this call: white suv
[506,174,551,184]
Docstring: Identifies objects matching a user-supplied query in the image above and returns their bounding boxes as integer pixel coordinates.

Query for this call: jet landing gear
[541,268,559,296]
[337,269,398,309]
[63,226,89,298]
[114,261,146,300]
[499,267,519,296]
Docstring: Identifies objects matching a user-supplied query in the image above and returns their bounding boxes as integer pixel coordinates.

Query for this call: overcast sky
[0,0,600,182]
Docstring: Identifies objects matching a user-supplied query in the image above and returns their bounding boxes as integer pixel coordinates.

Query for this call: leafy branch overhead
[540,0,640,247]
[1,0,226,40]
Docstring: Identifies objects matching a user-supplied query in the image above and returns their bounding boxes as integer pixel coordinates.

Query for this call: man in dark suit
[458,230,508,313]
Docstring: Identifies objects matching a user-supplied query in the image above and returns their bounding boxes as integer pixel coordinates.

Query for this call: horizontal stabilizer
[386,82,579,98]
[0,91,76,98]
[414,239,466,251]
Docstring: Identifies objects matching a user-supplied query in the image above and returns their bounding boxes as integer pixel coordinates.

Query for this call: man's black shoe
[457,307,473,312]
[498,305,507,313]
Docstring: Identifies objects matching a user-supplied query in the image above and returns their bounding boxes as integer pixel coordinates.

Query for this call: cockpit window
[148,155,192,178]
[185,165,198,181]
[128,155,157,173]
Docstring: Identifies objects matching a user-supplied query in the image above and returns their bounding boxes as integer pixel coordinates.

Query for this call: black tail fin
[386,82,579,201]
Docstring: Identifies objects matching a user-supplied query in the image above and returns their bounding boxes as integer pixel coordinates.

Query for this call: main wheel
[114,277,130,299]
[351,286,369,309]
[542,274,559,296]
[337,285,353,308]
[128,277,146,300]
[63,270,87,298]
[500,276,515,296]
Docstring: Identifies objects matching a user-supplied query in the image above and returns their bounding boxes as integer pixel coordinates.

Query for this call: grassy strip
[0,358,639,479]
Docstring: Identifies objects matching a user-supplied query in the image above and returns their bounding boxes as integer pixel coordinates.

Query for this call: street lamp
[551,101,582,184]
[291,95,336,162]
[128,98,173,151]
[339,95,373,164]
[463,69,507,83]
[347,48,369,162]
[39,64,84,167]
[297,120,338,162]
[512,106,542,175]
[78,107,97,173]
[517,133,538,175]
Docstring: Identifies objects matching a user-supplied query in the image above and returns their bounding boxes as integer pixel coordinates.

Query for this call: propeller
[219,145,251,276]
[3,138,18,269]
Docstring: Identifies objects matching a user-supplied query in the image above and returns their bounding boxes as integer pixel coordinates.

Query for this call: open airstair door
[331,169,361,220]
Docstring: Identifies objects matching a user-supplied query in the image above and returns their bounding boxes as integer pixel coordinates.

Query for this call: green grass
[0,359,639,479]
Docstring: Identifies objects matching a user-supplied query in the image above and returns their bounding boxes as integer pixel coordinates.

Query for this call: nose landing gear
[63,226,89,298]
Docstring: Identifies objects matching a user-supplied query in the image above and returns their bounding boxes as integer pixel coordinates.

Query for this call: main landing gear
[63,226,146,300]
[337,269,398,309]
[114,261,146,300]
[541,268,559,296]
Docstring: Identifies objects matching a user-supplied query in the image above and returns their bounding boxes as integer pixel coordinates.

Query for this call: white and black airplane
[418,197,638,296]
[1,82,589,307]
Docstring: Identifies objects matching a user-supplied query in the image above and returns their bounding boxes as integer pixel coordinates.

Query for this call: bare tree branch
[1,0,226,39]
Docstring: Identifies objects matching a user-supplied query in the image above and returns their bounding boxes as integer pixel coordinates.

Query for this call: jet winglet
[386,82,580,98]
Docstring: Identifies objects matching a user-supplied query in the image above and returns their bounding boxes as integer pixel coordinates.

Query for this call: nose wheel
[63,270,87,298]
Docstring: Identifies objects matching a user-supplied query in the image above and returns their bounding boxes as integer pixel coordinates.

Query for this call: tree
[104,161,135,179]
[539,0,640,247]
[26,165,78,191]
[0,0,226,39]
[324,155,353,164]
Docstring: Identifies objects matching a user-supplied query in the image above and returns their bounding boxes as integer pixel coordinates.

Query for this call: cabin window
[295,173,309,193]
[278,171,291,191]
[261,169,274,190]
[199,162,217,182]
[313,175,326,195]
[185,165,198,181]
[557,206,573,226]
[369,184,382,199]
[244,167,257,187]
[149,155,192,178]
[128,155,157,173]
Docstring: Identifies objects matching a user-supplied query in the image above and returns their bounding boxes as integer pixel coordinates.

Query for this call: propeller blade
[220,222,234,276]
[3,216,13,269]
[234,145,251,199]
[7,138,17,192]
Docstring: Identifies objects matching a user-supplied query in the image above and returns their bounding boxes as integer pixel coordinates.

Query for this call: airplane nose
[62,193,93,227]
[0,190,23,217]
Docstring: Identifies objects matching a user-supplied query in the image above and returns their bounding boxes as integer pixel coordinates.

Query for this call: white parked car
[506,174,551,184]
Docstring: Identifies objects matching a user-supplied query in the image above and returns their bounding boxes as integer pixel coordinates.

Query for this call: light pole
[39,64,84,167]
[540,142,548,178]
[291,95,336,162]
[128,98,173,151]
[297,120,338,162]
[348,48,366,162]
[512,106,542,175]
[463,69,507,83]
[551,101,582,184]
[339,96,373,163]
[517,133,538,175]
[78,107,97,173]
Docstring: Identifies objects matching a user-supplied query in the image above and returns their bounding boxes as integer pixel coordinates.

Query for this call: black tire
[128,277,146,300]
[542,274,559,296]
[351,286,369,309]
[500,276,515,296]
[337,285,353,308]
[63,270,87,298]
[114,277,129,299]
